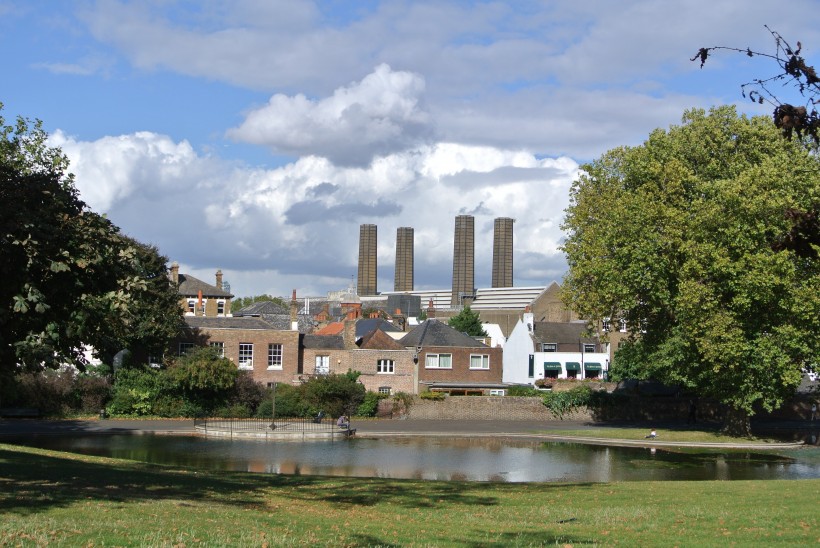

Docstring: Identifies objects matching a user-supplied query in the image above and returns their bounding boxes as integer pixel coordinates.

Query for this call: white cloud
[56,129,577,297]
[228,64,433,166]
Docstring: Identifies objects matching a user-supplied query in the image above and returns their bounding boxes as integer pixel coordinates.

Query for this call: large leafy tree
[448,306,488,337]
[561,106,820,436]
[0,104,182,373]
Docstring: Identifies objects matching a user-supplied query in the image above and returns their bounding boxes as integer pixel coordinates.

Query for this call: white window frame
[178,342,195,356]
[238,343,253,369]
[315,355,330,375]
[268,343,283,370]
[378,386,392,395]
[217,299,226,316]
[377,358,395,374]
[425,353,452,369]
[209,341,224,357]
[469,354,490,370]
[583,343,596,353]
[186,300,196,315]
[542,343,558,352]
[489,389,505,396]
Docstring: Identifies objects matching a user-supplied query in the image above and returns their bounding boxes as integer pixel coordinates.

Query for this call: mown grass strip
[1,443,818,546]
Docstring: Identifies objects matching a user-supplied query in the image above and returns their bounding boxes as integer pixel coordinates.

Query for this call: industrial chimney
[394,227,414,292]
[451,215,475,307]
[492,217,514,288]
[357,224,378,296]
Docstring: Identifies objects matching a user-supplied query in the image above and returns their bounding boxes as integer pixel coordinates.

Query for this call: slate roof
[184,316,274,330]
[301,334,345,350]
[531,321,595,344]
[234,301,289,315]
[177,274,233,298]
[399,319,489,348]
[355,318,400,335]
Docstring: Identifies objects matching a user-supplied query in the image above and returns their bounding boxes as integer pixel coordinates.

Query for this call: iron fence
[193,416,353,439]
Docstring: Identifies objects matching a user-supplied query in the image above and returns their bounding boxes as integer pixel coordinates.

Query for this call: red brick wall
[177,327,301,386]
[347,349,417,394]
[418,346,503,385]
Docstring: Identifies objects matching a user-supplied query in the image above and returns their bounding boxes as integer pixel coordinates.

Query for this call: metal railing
[193,416,353,439]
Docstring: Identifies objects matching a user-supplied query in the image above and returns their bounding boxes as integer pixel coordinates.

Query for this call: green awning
[565,362,581,371]
[584,362,602,371]
[543,362,562,371]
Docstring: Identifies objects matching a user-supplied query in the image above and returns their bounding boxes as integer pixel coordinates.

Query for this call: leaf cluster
[692,26,820,143]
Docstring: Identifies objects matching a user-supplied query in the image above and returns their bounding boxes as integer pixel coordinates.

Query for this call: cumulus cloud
[55,129,578,297]
[228,64,434,166]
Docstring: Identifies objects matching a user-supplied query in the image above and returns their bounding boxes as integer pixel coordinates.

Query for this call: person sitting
[312,410,325,423]
[337,415,349,429]
[645,429,657,439]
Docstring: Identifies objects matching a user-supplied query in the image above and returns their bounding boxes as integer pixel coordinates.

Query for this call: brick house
[177,316,301,386]
[170,262,233,317]
[348,327,416,395]
[399,319,504,395]
[302,319,416,395]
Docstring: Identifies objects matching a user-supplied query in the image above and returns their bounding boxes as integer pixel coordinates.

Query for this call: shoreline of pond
[1,417,814,450]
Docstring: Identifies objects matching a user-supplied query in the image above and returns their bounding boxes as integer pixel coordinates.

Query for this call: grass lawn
[1,443,819,546]
[537,427,787,444]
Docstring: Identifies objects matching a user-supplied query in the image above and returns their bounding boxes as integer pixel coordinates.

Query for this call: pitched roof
[531,321,595,344]
[234,300,289,315]
[358,328,406,350]
[184,316,274,330]
[177,274,233,298]
[399,319,489,348]
[301,334,345,350]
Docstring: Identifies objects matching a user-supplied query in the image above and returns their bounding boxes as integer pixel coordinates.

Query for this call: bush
[256,383,309,418]
[300,371,366,418]
[74,375,112,413]
[542,385,593,419]
[419,391,445,401]
[214,404,251,418]
[230,372,266,414]
[534,378,554,389]
[506,385,542,397]
[107,367,164,416]
[356,391,387,417]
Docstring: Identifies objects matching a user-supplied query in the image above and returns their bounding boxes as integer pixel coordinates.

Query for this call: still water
[10,434,820,483]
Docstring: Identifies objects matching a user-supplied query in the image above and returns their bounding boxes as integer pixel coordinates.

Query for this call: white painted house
[503,312,609,386]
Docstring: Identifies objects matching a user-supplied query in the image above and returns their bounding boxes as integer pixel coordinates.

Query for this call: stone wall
[379,396,593,421]
[378,393,819,422]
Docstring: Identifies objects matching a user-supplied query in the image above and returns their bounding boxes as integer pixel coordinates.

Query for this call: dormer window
[186,300,196,315]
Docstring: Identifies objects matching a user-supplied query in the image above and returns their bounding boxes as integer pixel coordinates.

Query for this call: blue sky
[2,0,818,298]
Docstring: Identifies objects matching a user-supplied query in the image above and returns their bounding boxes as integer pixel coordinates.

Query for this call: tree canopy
[0,104,182,373]
[231,294,287,312]
[448,307,488,337]
[561,106,820,435]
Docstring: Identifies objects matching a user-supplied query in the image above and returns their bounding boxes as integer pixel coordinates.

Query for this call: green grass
[1,443,818,546]
[538,427,785,444]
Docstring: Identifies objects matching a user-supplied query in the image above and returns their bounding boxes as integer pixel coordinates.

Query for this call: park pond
[9,433,820,482]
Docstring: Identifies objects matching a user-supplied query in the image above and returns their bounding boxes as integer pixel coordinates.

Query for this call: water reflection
[8,434,820,483]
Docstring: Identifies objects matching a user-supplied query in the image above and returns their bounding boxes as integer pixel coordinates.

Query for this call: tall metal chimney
[357,224,378,296]
[492,217,514,288]
[451,215,475,307]
[394,227,414,292]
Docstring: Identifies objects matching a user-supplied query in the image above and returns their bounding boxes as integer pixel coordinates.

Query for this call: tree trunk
[721,406,752,438]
